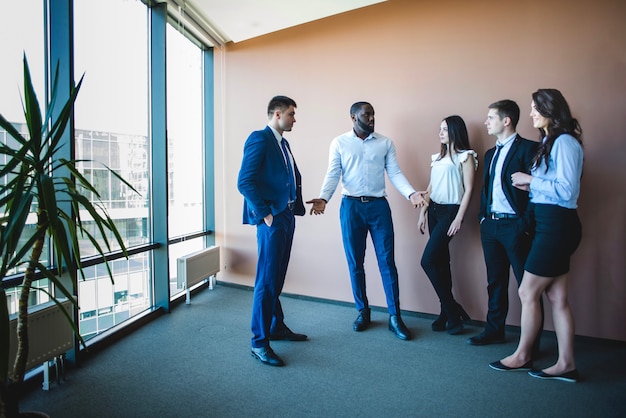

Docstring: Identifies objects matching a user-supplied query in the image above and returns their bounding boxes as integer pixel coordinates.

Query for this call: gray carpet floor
[21,283,626,417]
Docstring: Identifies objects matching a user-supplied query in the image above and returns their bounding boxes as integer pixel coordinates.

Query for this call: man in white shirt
[468,99,542,352]
[307,102,421,340]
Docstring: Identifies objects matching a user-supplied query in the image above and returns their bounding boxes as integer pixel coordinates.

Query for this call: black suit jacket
[479,134,539,221]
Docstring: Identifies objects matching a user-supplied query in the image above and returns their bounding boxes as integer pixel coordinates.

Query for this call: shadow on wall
[223,246,257,277]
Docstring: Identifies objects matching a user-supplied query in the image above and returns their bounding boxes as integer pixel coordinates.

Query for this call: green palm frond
[0,53,139,403]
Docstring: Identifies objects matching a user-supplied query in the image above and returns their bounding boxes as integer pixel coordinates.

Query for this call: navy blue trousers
[250,207,295,348]
[340,197,400,315]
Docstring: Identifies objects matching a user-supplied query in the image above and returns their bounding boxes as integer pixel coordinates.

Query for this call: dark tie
[487,144,503,214]
[281,138,296,201]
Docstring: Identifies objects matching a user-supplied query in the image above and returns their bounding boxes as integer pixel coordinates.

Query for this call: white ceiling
[185,0,388,44]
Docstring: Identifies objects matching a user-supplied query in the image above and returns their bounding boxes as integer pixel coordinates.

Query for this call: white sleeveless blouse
[429,150,478,205]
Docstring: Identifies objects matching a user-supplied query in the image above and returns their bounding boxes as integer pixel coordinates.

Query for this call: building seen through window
[1,0,213,346]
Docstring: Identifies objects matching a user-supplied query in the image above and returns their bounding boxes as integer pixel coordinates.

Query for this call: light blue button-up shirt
[530,133,583,209]
[268,125,296,195]
[319,130,416,202]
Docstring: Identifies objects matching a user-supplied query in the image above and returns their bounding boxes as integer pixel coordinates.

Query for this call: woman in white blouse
[417,115,477,335]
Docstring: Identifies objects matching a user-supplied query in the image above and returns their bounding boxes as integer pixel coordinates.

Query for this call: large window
[165,24,205,298]
[0,1,49,314]
[0,1,44,124]
[1,0,214,351]
[73,0,151,337]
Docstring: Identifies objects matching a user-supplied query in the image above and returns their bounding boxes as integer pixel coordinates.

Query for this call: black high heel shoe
[431,312,447,332]
[447,304,470,335]
[458,305,471,322]
[446,317,464,335]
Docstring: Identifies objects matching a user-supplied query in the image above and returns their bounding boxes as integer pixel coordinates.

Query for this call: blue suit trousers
[251,207,295,348]
[340,197,400,315]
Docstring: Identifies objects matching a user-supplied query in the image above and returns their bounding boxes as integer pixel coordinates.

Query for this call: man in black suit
[467,100,540,347]
[238,96,307,367]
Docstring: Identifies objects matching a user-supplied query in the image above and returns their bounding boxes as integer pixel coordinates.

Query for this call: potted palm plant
[0,55,137,417]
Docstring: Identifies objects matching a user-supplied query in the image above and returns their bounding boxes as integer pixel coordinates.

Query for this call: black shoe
[467,332,505,346]
[251,346,284,367]
[528,369,579,383]
[446,319,464,335]
[431,313,447,332]
[389,315,412,340]
[353,309,371,332]
[270,325,308,341]
[489,360,533,372]
[445,303,469,335]
[458,304,471,322]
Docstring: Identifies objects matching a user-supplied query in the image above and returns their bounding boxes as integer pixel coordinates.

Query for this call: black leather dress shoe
[251,346,284,367]
[489,360,533,371]
[270,326,308,341]
[353,309,371,332]
[467,332,505,346]
[388,315,412,340]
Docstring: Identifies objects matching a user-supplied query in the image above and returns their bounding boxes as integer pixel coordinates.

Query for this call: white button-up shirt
[319,130,416,202]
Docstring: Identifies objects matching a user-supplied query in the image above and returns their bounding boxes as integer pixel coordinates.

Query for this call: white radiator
[177,245,220,304]
[8,298,74,389]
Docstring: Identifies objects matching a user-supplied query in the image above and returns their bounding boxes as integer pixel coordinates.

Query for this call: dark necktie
[487,144,503,214]
[281,138,296,201]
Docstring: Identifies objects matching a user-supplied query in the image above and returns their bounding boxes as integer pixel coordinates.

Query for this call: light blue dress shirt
[319,130,416,202]
[268,125,296,193]
[529,133,583,209]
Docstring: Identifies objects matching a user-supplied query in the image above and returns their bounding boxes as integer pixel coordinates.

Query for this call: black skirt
[525,203,582,277]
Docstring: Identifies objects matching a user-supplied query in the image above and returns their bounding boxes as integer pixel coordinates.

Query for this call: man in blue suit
[468,99,542,352]
[237,96,307,367]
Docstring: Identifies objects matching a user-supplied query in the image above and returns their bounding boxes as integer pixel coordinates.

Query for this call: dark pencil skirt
[525,203,582,277]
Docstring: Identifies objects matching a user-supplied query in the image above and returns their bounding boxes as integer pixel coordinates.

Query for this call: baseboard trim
[216,281,626,346]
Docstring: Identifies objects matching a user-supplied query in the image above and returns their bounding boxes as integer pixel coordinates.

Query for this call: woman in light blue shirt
[490,89,583,383]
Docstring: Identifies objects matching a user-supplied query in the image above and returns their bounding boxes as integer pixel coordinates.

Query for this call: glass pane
[77,253,152,340]
[0,2,49,280]
[0,1,45,123]
[166,25,204,237]
[73,0,151,337]
[74,0,150,257]
[5,278,51,316]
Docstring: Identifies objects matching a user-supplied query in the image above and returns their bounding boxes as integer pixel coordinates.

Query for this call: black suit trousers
[480,217,530,337]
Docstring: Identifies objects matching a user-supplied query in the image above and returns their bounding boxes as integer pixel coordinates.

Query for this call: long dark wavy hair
[438,115,470,160]
[531,89,583,171]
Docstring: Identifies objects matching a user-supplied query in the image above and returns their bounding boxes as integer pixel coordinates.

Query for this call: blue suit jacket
[237,126,305,225]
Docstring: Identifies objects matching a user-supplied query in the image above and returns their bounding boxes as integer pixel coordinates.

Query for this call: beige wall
[212,0,626,341]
